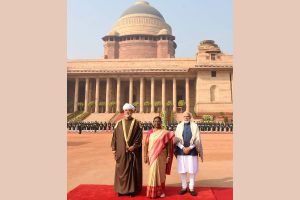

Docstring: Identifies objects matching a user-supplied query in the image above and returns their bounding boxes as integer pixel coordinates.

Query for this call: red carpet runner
[67,184,233,200]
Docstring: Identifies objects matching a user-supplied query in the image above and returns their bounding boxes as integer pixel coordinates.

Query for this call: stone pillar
[185,77,190,112]
[162,77,166,112]
[74,78,79,112]
[195,71,201,113]
[140,77,144,113]
[105,78,110,113]
[230,71,233,102]
[116,77,121,112]
[84,78,89,112]
[151,77,155,113]
[129,77,133,104]
[88,80,92,104]
[95,78,100,113]
[172,78,177,113]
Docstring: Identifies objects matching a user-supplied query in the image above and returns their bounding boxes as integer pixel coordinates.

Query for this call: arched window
[210,85,217,102]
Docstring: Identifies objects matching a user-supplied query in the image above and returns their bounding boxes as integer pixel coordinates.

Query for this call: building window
[211,54,216,60]
[210,85,216,102]
[211,71,217,77]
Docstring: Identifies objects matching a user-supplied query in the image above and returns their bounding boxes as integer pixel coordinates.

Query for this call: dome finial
[134,0,149,5]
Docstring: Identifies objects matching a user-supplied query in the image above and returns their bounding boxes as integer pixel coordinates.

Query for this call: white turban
[123,103,135,111]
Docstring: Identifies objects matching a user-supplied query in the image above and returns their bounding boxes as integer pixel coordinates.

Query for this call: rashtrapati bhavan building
[67,0,233,121]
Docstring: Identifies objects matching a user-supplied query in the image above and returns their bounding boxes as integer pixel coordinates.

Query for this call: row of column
[73,77,190,113]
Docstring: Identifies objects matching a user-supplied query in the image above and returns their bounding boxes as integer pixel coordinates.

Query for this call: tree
[166,100,173,112]
[202,114,214,123]
[178,100,186,113]
[154,101,162,113]
[109,101,116,113]
[77,102,84,111]
[144,101,151,113]
[160,111,167,129]
[133,101,139,112]
[99,101,106,113]
[88,101,95,112]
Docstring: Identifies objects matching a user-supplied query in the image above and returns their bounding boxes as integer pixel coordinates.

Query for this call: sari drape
[145,129,174,198]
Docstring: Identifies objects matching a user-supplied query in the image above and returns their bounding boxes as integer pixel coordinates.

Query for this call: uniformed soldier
[108,122,112,132]
[99,122,103,132]
[93,121,98,133]
[225,123,229,132]
[216,122,220,132]
[212,122,216,132]
[103,122,107,132]
[170,122,174,131]
[221,122,225,132]
[111,122,116,131]
[77,122,82,134]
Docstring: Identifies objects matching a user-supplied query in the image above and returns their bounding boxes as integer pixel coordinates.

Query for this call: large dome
[120,0,165,20]
[110,0,172,36]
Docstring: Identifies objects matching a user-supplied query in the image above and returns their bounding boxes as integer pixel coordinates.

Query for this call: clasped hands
[183,146,192,154]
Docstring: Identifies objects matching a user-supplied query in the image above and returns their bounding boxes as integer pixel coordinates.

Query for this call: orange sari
[145,129,174,198]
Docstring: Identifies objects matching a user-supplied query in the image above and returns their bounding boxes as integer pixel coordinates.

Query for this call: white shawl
[174,121,203,159]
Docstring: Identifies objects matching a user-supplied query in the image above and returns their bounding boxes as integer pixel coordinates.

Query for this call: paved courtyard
[68,132,232,192]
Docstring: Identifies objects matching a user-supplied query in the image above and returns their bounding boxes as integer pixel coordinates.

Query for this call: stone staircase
[83,113,115,122]
[131,113,158,122]
[67,111,83,121]
[112,113,124,122]
[83,112,182,123]
[109,112,159,123]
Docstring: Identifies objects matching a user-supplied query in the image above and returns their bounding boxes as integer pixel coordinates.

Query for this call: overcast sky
[68,0,232,59]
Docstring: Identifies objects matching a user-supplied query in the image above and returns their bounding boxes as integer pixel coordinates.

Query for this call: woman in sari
[144,116,174,198]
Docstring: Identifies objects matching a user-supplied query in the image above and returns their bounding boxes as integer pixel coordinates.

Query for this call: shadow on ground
[167,177,232,188]
[67,141,91,146]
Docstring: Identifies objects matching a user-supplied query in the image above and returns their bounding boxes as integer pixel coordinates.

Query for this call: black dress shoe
[189,190,197,196]
[129,193,136,197]
[178,188,187,195]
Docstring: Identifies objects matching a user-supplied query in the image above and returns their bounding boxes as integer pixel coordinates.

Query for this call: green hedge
[71,112,91,122]
[67,111,83,121]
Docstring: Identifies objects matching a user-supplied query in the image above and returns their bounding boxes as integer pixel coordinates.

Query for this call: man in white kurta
[174,111,203,196]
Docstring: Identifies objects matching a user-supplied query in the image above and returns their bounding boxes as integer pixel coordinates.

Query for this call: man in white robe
[174,111,203,196]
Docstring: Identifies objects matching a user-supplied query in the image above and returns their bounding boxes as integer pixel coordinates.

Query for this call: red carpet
[67,185,232,200]
[113,113,124,122]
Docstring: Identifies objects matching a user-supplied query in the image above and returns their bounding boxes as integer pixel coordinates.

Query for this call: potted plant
[99,101,106,113]
[77,102,84,111]
[144,101,151,113]
[109,101,116,113]
[154,101,162,113]
[166,100,173,112]
[133,101,139,112]
[88,101,95,112]
[178,100,186,113]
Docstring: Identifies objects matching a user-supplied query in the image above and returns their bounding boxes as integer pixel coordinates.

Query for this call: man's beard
[184,120,190,123]
[124,114,132,118]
